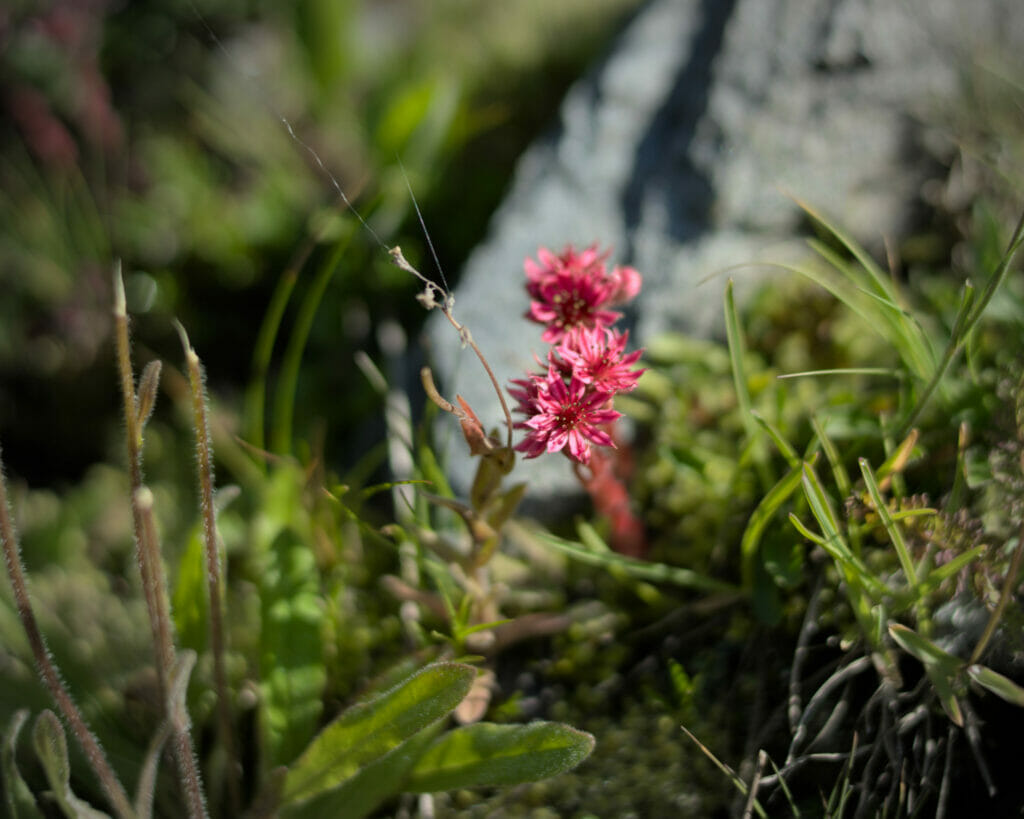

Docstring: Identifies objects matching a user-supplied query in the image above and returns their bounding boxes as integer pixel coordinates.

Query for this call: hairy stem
[176,321,240,814]
[113,269,171,695]
[0,448,135,819]
[114,268,208,818]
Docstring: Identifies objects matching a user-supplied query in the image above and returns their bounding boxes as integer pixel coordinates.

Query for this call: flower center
[553,292,590,328]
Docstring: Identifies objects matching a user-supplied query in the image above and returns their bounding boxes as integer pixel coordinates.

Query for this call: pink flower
[557,326,645,394]
[513,370,620,465]
[524,244,608,291]
[523,244,642,343]
[510,243,644,465]
[607,263,642,304]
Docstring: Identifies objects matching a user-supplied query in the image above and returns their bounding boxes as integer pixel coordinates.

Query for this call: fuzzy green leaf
[968,664,1024,708]
[32,711,109,818]
[135,360,162,432]
[282,724,441,819]
[32,711,70,800]
[406,721,595,793]
[282,662,476,806]
[3,711,43,819]
[260,529,328,770]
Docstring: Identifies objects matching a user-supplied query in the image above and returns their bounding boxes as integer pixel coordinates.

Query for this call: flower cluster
[509,244,644,465]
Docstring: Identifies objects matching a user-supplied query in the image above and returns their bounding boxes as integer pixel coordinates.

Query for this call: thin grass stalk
[270,232,353,456]
[177,322,240,814]
[0,448,135,819]
[724,279,771,488]
[900,205,1024,434]
[898,281,975,436]
[244,239,312,460]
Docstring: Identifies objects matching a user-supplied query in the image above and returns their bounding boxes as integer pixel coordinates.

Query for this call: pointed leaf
[889,625,965,726]
[32,711,109,818]
[135,360,162,431]
[927,665,964,727]
[968,665,1024,708]
[406,721,595,793]
[859,458,917,587]
[282,724,441,819]
[3,710,43,818]
[282,662,476,806]
[32,711,70,798]
[888,624,961,670]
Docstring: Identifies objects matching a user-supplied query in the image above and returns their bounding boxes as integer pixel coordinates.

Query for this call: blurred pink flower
[513,370,620,465]
[523,244,642,343]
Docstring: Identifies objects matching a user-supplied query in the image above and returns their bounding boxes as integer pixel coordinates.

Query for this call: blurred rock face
[426,0,1024,507]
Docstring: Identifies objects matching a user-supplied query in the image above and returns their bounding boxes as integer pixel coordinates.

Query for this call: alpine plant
[510,244,644,467]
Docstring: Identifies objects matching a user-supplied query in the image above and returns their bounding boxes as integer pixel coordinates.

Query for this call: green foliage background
[2,1,1024,817]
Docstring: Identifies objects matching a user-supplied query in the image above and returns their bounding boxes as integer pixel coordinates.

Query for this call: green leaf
[172,525,208,653]
[32,711,70,800]
[283,724,441,819]
[927,664,965,727]
[749,411,801,468]
[968,665,1024,708]
[32,711,109,818]
[859,458,918,588]
[799,464,887,598]
[260,529,328,770]
[3,710,43,819]
[889,624,965,726]
[887,624,960,669]
[406,722,595,793]
[282,662,476,806]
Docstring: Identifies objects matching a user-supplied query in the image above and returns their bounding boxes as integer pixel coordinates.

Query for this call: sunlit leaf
[282,662,475,806]
[282,726,441,819]
[260,529,327,770]
[888,624,960,669]
[968,665,1024,708]
[405,721,595,793]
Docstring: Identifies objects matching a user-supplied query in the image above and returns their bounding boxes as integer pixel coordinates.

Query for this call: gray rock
[423,0,1024,507]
